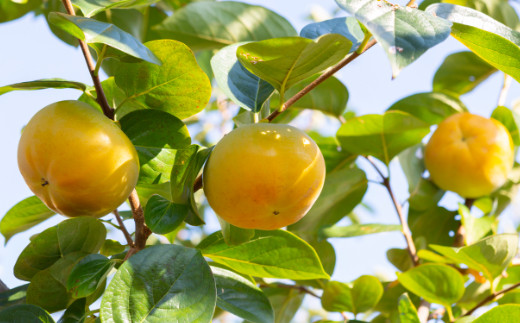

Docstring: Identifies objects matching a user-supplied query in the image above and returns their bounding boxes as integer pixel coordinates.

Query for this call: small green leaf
[0,196,56,243]
[154,1,297,51]
[387,92,467,125]
[263,287,304,323]
[99,239,125,257]
[387,248,413,272]
[300,17,365,52]
[336,111,431,165]
[115,40,211,119]
[459,204,494,246]
[237,35,352,95]
[217,216,255,246]
[144,194,188,234]
[0,79,87,96]
[0,304,55,323]
[212,266,274,323]
[48,13,160,65]
[0,0,40,23]
[397,263,465,306]
[433,51,496,96]
[100,244,216,323]
[492,106,520,146]
[66,254,115,299]
[473,304,520,323]
[321,276,383,315]
[409,206,458,246]
[0,284,29,310]
[198,230,329,280]
[72,0,160,17]
[398,293,420,323]
[319,223,401,240]
[58,298,86,323]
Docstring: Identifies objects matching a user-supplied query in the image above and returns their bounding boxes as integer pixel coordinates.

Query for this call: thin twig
[258,282,320,299]
[454,198,474,247]
[464,282,520,316]
[113,210,135,248]
[128,190,151,251]
[340,312,349,322]
[417,300,431,322]
[0,279,8,293]
[497,74,512,107]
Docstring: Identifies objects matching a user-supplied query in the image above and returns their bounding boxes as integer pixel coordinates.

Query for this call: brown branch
[113,210,135,248]
[464,281,520,316]
[0,279,8,293]
[128,190,151,250]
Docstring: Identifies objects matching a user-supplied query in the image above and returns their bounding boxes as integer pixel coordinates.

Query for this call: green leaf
[387,92,467,125]
[237,35,352,95]
[211,42,274,112]
[217,216,255,246]
[387,248,413,272]
[398,293,420,323]
[319,223,401,240]
[72,0,160,17]
[100,244,216,322]
[1,196,56,243]
[408,207,458,246]
[0,284,28,310]
[154,1,297,51]
[115,39,211,119]
[309,132,356,173]
[459,204,494,246]
[0,304,55,323]
[336,111,431,165]
[100,239,125,257]
[375,281,421,315]
[321,276,383,315]
[430,234,518,283]
[426,4,520,83]
[144,194,188,234]
[288,167,367,238]
[48,13,160,65]
[262,287,304,323]
[492,106,520,146]
[300,17,365,52]
[0,79,87,96]
[198,230,329,280]
[408,178,445,212]
[336,0,452,77]
[270,76,349,117]
[397,144,424,194]
[433,51,496,96]
[397,263,465,306]
[212,266,274,323]
[58,298,86,323]
[66,254,115,299]
[14,217,106,281]
[473,304,520,323]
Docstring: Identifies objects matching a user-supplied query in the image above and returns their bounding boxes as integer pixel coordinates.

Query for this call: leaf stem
[454,198,474,247]
[497,74,512,107]
[464,281,520,316]
[445,305,454,322]
[93,45,107,77]
[113,210,135,248]
[258,282,320,299]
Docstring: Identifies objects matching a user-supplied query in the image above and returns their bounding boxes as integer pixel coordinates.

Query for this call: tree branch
[464,281,520,316]
[0,279,8,293]
[497,74,512,107]
[113,210,134,248]
[126,190,151,259]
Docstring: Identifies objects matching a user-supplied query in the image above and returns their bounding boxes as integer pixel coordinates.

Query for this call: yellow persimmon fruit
[203,123,326,230]
[18,100,139,217]
[424,112,514,198]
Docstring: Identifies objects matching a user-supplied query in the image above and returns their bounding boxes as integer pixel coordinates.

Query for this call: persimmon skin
[424,112,514,198]
[203,123,326,230]
[17,100,139,217]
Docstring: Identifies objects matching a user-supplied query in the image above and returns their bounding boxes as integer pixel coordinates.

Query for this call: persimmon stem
[113,210,135,248]
[0,279,8,293]
[464,281,520,316]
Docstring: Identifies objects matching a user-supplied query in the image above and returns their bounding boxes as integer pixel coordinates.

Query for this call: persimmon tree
[1,0,520,322]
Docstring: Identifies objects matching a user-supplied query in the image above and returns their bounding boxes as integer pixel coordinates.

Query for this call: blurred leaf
[336,111,430,165]
[430,234,518,283]
[14,217,106,281]
[321,276,383,315]
[388,92,467,125]
[144,194,188,234]
[397,263,465,306]
[0,284,29,310]
[154,1,297,51]
[72,0,160,17]
[99,239,125,257]
[198,230,329,280]
[115,40,211,119]
[319,223,401,240]
[212,266,273,323]
[409,206,458,246]
[408,178,445,212]
[48,13,160,64]
[375,281,421,314]
[288,167,367,239]
[1,196,56,243]
[262,287,304,323]
[458,281,491,310]
[398,144,424,195]
[433,51,496,96]
[100,244,216,322]
[300,17,365,52]
[58,298,86,323]
[459,204,494,245]
[66,254,115,299]
[336,0,451,77]
[398,293,420,323]
[308,133,355,173]
[0,79,87,96]
[237,35,352,95]
[211,42,274,112]
[0,304,54,323]
[387,248,413,272]
[473,304,520,323]
[492,105,520,146]
[217,216,255,246]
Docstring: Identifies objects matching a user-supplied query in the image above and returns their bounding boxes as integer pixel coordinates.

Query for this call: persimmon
[203,123,326,230]
[424,112,514,198]
[17,100,139,217]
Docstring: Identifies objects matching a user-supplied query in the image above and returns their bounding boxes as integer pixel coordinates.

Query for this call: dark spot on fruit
[41,178,49,187]
[273,210,280,215]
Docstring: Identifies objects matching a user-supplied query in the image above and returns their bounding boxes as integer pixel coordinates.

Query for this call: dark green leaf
[321,276,383,315]
[336,111,430,165]
[398,293,420,323]
[100,244,216,322]
[387,248,413,272]
[144,194,188,234]
[300,17,365,52]
[72,0,160,17]
[319,223,401,240]
[154,1,297,51]
[473,304,520,323]
[262,287,304,323]
[0,284,28,310]
[0,79,87,96]
[433,51,496,96]
[1,196,56,243]
[309,132,355,173]
[58,298,86,323]
[336,0,452,77]
[66,254,115,299]
[492,106,520,146]
[212,266,274,323]
[0,304,54,323]
[387,92,467,125]
[198,230,329,280]
[237,35,352,95]
[397,263,465,306]
[115,40,211,119]
[48,13,160,64]
[409,207,458,246]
